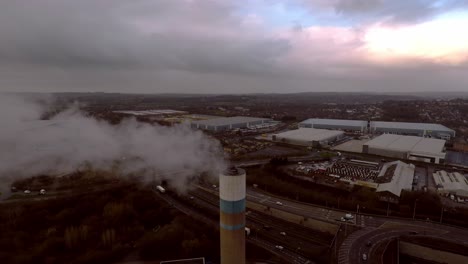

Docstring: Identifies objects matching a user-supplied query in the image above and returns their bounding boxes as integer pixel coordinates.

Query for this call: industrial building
[299,118,368,133]
[299,118,455,139]
[271,128,345,147]
[433,171,468,198]
[364,134,447,163]
[363,134,446,164]
[112,109,187,116]
[370,121,455,140]
[191,116,271,131]
[375,161,415,201]
[219,167,246,264]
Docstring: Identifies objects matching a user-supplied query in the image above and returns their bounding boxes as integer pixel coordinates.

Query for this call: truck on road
[245,227,251,236]
[156,185,165,193]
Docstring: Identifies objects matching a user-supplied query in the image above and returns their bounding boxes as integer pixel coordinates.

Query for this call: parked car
[344,213,354,220]
[276,201,283,206]
[275,245,284,251]
[280,232,286,236]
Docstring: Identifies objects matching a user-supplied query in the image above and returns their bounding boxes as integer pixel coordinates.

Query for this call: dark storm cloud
[0,0,467,93]
[0,0,288,75]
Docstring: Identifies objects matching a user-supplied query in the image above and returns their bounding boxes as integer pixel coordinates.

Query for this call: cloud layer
[0,0,467,93]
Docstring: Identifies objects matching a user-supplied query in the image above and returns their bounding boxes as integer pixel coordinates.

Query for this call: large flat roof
[365,134,446,155]
[274,128,344,141]
[191,116,270,127]
[113,109,187,116]
[371,121,454,132]
[300,118,367,127]
[299,118,454,134]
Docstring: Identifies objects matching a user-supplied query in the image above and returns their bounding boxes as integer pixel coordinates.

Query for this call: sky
[0,0,467,94]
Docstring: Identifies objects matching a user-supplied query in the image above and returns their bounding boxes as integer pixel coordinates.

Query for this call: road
[160,189,314,264]
[198,184,468,264]
[199,184,385,228]
[188,188,321,263]
[232,152,329,167]
[243,186,468,263]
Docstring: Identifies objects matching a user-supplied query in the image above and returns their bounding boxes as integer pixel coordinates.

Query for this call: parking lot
[413,166,428,191]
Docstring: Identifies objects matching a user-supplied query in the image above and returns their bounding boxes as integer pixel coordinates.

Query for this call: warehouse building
[375,161,415,202]
[190,116,271,131]
[363,134,446,164]
[433,171,468,198]
[272,128,345,147]
[298,118,455,139]
[370,121,455,140]
[299,118,368,133]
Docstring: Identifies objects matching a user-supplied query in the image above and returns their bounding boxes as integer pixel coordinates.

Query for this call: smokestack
[219,166,246,264]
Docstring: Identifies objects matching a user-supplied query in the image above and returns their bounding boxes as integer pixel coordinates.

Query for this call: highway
[196,184,468,264]
[155,191,311,263]
[198,184,373,227]
[232,153,328,168]
[187,188,322,263]
[244,187,468,263]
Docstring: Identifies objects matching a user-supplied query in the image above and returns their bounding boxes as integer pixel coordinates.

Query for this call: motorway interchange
[158,182,468,264]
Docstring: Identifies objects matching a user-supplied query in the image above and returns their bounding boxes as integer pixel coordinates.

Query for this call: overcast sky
[0,0,467,94]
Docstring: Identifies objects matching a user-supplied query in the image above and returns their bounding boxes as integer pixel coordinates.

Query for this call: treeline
[0,184,219,264]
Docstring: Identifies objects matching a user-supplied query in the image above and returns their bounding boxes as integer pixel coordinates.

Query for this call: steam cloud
[0,94,225,193]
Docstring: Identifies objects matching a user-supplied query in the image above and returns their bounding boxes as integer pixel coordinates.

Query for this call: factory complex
[271,128,344,147]
[363,134,447,164]
[293,158,416,200]
[299,118,455,139]
[433,171,468,199]
[190,116,272,131]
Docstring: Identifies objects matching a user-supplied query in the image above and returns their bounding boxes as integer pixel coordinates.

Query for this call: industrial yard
[3,0,468,262]
[4,92,468,264]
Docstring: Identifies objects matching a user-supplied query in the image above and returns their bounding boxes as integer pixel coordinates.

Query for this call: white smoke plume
[0,94,226,194]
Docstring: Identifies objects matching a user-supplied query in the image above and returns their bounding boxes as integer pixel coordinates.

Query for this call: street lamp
[412,199,419,220]
[386,199,390,216]
[440,206,446,223]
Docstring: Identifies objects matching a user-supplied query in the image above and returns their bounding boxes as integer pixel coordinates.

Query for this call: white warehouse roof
[371,121,455,133]
[433,171,468,197]
[365,134,446,156]
[300,118,367,127]
[376,161,415,197]
[191,116,270,127]
[273,128,344,142]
